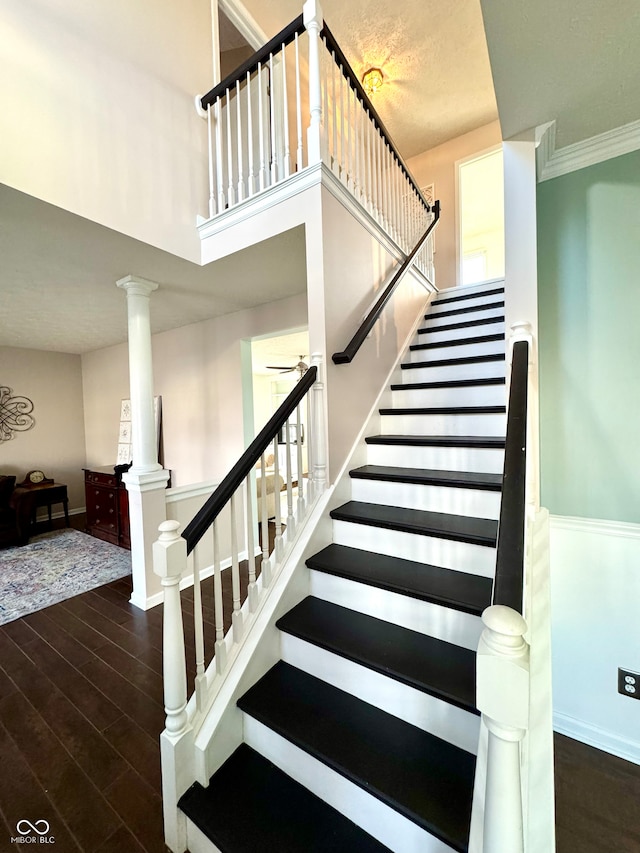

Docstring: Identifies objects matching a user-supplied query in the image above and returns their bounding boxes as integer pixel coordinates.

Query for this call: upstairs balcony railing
[198,0,434,281]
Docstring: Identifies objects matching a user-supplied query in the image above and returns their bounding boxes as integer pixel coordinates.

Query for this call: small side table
[29,483,70,529]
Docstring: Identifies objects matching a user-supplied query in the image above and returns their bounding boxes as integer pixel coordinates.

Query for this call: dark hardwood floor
[1,516,639,851]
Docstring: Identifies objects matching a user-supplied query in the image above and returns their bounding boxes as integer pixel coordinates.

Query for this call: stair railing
[473,325,552,853]
[198,1,433,277]
[332,200,440,365]
[153,358,325,732]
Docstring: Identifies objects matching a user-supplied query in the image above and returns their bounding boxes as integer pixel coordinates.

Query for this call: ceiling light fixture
[362,67,383,96]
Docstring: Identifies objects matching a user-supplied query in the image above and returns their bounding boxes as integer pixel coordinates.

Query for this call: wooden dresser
[83,467,130,549]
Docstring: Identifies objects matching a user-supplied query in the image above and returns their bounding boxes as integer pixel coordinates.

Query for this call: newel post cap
[303,0,323,28]
[153,520,187,580]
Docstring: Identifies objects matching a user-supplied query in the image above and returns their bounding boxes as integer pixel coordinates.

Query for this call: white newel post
[477,605,530,853]
[117,275,170,610]
[309,352,328,497]
[154,520,192,853]
[304,0,324,165]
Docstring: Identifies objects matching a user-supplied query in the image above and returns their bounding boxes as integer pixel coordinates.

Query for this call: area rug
[0,528,132,625]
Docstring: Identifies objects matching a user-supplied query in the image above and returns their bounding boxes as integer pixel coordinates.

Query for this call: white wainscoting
[550,514,640,765]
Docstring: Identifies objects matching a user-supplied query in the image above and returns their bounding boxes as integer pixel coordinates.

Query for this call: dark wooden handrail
[201,14,305,109]
[182,365,317,554]
[332,200,440,365]
[493,340,529,613]
[320,22,430,215]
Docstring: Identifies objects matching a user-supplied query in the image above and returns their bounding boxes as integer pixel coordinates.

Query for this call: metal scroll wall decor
[0,386,35,441]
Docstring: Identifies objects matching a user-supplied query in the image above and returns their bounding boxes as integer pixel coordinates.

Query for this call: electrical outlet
[618,668,640,699]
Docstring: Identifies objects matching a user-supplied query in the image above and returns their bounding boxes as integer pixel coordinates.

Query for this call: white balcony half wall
[0,0,212,263]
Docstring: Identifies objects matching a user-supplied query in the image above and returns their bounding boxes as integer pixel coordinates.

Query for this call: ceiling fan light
[362,67,383,96]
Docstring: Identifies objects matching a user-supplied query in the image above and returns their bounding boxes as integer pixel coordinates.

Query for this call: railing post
[477,604,529,853]
[304,0,324,164]
[309,352,327,496]
[153,520,189,736]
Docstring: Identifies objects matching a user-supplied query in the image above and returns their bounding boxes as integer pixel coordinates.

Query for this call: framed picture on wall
[116,396,162,465]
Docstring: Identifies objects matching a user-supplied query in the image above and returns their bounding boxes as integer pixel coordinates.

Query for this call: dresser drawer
[85,470,118,488]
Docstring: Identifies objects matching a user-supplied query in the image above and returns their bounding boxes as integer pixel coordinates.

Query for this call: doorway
[457,147,505,286]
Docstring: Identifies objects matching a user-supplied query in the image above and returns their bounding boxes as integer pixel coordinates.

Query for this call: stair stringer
[190,288,437,796]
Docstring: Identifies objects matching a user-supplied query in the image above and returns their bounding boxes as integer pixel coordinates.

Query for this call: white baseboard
[553,712,640,766]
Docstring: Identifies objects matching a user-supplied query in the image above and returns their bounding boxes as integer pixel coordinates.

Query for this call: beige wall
[407,121,502,289]
[0,0,212,262]
[310,187,432,481]
[0,347,87,512]
[82,293,307,488]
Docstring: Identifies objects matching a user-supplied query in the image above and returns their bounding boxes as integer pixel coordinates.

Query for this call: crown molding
[537,119,640,182]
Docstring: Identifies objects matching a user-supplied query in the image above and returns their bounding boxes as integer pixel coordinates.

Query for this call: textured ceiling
[480,0,640,147]
[239,0,499,157]
[0,185,306,354]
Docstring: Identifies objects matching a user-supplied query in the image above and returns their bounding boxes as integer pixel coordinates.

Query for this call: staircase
[179,281,506,853]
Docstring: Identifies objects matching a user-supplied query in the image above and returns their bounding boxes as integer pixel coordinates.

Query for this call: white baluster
[212,520,227,674]
[225,89,235,207]
[272,437,284,559]
[296,403,306,519]
[346,80,353,190]
[236,80,244,202]
[304,0,324,164]
[259,452,272,586]
[306,391,315,501]
[331,53,338,173]
[192,546,206,711]
[285,418,296,535]
[215,96,225,213]
[477,605,529,853]
[269,53,277,184]
[230,491,243,643]
[310,353,327,494]
[339,66,345,181]
[258,62,267,191]
[295,33,303,172]
[245,473,258,611]
[281,42,291,178]
[246,71,254,196]
[366,111,373,211]
[153,520,189,736]
[206,104,215,218]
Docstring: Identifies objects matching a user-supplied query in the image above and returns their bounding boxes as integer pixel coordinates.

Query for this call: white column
[310,352,328,495]
[117,275,170,610]
[304,0,324,164]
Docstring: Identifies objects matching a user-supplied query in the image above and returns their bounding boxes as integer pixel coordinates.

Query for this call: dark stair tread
[379,405,505,416]
[433,286,504,305]
[239,659,475,851]
[410,332,505,351]
[350,464,502,491]
[427,299,504,319]
[391,377,506,390]
[307,543,492,615]
[365,434,505,449]
[419,315,504,334]
[402,353,505,369]
[179,743,390,853]
[330,501,498,547]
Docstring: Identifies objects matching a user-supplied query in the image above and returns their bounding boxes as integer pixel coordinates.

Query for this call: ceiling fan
[266,355,309,378]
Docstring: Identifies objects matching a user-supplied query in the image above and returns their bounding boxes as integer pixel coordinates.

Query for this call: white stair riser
[349,477,501,519]
[391,384,505,408]
[243,716,458,853]
[186,820,223,853]
[416,321,505,344]
[366,442,505,473]
[308,569,484,650]
[380,412,506,436]
[409,339,504,363]
[424,306,504,327]
[401,360,505,383]
[332,519,496,577]
[429,298,503,317]
[281,633,481,752]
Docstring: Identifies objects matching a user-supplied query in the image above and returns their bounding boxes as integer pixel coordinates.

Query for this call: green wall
[537,149,640,523]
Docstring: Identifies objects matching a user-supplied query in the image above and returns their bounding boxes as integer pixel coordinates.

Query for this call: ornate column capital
[116,275,160,298]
